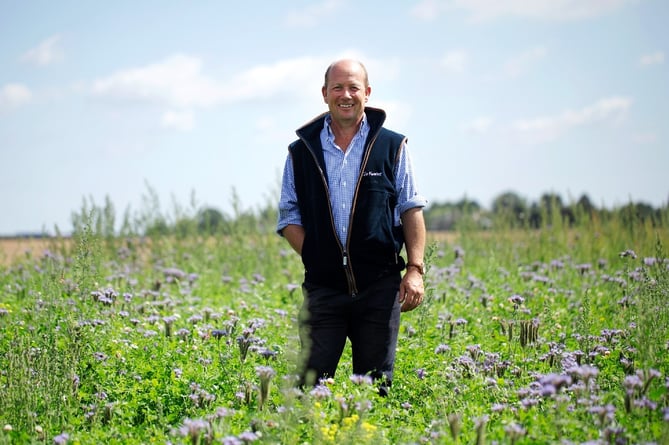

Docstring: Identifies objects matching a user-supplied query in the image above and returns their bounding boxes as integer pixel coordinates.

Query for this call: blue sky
[1,0,667,235]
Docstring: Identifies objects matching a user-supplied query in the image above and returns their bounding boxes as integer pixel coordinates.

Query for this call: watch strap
[406,262,424,274]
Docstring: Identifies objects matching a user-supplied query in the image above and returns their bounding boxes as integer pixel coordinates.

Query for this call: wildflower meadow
[1,200,668,444]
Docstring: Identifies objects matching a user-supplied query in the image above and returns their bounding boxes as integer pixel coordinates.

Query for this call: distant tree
[576,194,596,214]
[424,202,459,231]
[175,217,197,238]
[145,219,170,237]
[455,198,481,212]
[620,201,658,227]
[539,193,564,213]
[538,192,574,226]
[492,191,527,227]
[197,207,227,234]
[528,202,542,228]
[561,206,576,226]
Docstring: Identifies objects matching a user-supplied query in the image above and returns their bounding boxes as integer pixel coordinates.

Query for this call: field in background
[0,238,61,266]
[0,232,460,266]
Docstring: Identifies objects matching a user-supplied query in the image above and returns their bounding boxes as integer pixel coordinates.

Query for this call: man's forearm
[282,224,305,256]
[401,208,426,265]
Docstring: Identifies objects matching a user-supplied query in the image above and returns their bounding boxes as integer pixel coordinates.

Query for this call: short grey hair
[323,59,369,88]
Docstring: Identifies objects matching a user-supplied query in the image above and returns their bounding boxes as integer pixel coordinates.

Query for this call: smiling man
[277,59,427,395]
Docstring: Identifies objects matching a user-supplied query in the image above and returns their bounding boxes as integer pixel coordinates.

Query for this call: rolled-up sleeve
[395,141,428,223]
[277,153,302,235]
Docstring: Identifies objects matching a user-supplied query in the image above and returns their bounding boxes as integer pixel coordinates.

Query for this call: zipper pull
[343,252,348,266]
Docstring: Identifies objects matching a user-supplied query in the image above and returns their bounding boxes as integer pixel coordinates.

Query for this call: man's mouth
[339,104,353,109]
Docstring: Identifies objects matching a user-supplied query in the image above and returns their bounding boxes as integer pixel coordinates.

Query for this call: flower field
[1,218,668,444]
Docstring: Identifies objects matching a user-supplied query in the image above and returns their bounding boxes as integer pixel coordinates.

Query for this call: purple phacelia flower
[238,431,260,442]
[550,259,565,269]
[619,249,637,259]
[349,374,373,385]
[53,433,69,445]
[643,257,657,266]
[623,374,643,394]
[163,267,187,281]
[310,385,332,399]
[187,314,203,325]
[491,403,507,412]
[508,294,525,306]
[211,329,228,340]
[633,397,658,410]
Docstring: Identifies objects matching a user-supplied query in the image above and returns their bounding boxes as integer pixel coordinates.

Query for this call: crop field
[1,219,668,444]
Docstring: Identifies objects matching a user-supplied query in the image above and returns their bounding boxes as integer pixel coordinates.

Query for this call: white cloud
[372,99,412,130]
[639,51,665,67]
[161,110,194,131]
[224,57,327,102]
[284,0,345,27]
[441,50,468,74]
[632,132,657,144]
[503,46,547,77]
[512,96,632,143]
[0,83,33,110]
[89,52,405,135]
[91,54,223,107]
[251,116,298,145]
[412,0,635,22]
[411,0,444,21]
[464,116,494,134]
[21,34,64,66]
[91,54,329,108]
[256,116,276,131]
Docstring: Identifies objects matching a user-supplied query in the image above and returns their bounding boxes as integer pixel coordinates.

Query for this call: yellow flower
[362,421,378,440]
[362,421,377,433]
[320,424,338,443]
[342,414,359,429]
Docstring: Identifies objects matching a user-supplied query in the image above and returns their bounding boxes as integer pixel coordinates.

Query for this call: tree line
[67,188,668,239]
[424,191,668,231]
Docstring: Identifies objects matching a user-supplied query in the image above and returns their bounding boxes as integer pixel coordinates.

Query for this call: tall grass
[0,194,667,444]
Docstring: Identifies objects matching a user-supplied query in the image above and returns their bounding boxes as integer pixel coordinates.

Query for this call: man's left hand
[398,269,424,312]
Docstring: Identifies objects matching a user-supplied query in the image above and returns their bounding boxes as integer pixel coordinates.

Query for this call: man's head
[322,59,371,128]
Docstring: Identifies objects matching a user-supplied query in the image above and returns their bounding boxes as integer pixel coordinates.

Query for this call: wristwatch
[406,262,425,275]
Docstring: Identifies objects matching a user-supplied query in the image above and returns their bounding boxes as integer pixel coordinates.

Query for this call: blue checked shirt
[278,113,427,245]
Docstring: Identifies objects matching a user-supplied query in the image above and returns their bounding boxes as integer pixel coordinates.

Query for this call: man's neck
[330,117,361,136]
[330,120,361,152]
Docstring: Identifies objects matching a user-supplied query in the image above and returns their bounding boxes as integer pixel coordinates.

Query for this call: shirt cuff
[398,195,428,215]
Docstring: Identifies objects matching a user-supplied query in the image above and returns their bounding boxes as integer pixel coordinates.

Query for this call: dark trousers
[298,274,401,391]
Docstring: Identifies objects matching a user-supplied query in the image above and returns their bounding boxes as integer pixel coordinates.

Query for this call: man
[277,59,427,394]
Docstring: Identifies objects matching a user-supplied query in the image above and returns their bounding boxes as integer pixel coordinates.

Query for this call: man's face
[322,61,371,126]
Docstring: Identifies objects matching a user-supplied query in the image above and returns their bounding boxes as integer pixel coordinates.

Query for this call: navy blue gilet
[288,107,407,295]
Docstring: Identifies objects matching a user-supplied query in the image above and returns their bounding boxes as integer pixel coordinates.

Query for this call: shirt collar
[324,113,369,145]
